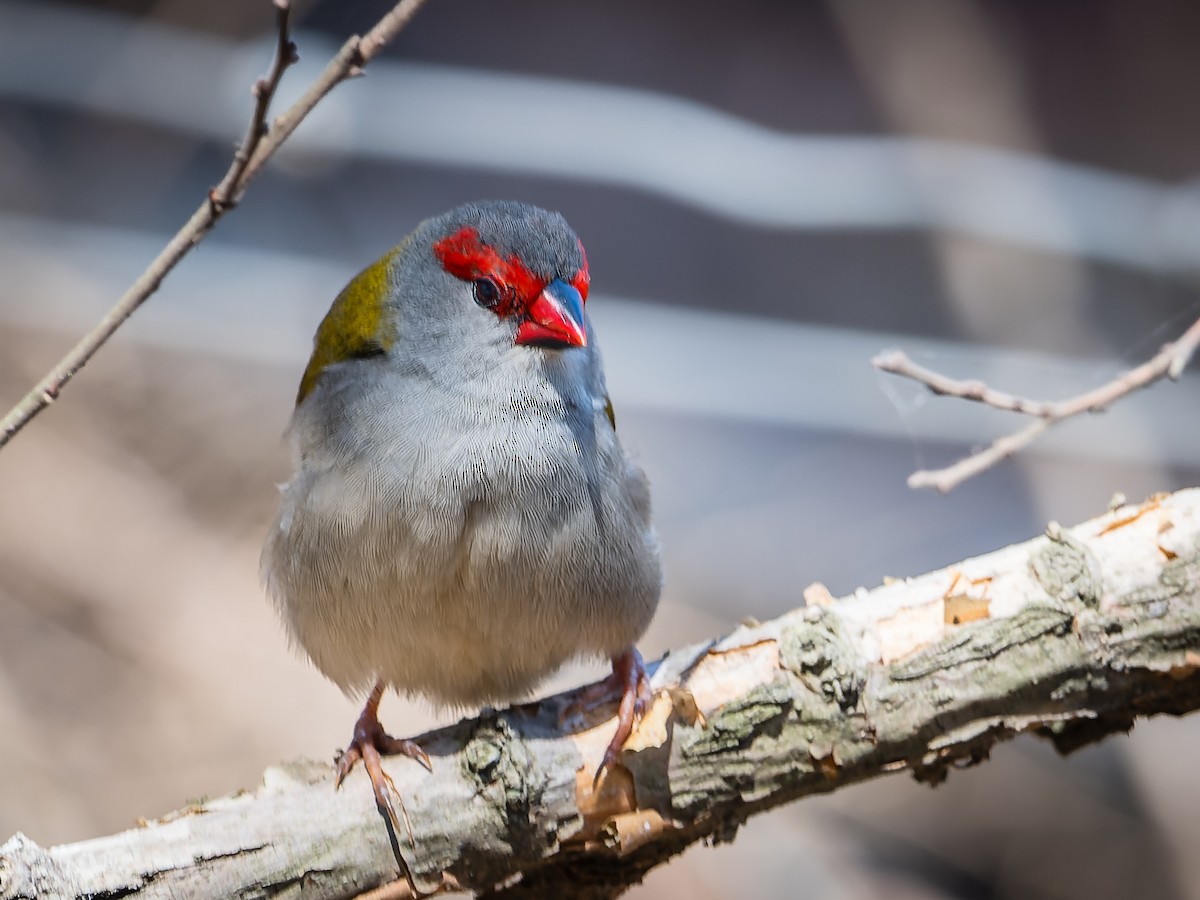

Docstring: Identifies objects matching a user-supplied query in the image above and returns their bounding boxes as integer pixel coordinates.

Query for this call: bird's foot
[334,682,431,854]
[594,648,652,789]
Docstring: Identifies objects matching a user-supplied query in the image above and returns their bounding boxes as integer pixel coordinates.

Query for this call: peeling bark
[3,489,1199,900]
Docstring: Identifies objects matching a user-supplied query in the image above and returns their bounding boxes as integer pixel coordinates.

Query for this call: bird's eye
[473,278,502,310]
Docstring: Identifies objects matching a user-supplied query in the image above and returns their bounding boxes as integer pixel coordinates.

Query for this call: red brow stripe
[572,238,590,301]
[432,226,544,302]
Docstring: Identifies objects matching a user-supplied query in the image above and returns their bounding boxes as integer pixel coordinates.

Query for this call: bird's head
[297,201,591,405]
[431,202,589,351]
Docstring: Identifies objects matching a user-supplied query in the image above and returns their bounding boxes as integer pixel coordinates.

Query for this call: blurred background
[2,0,1200,896]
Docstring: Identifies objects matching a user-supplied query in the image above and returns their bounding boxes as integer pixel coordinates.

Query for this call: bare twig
[209,0,298,213]
[871,351,1056,416]
[3,489,1199,898]
[0,0,432,452]
[873,313,1200,492]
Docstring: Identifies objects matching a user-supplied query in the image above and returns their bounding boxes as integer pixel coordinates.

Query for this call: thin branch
[209,0,298,213]
[0,0,432,452]
[3,489,1199,899]
[906,418,1050,492]
[873,313,1200,492]
[871,350,1056,416]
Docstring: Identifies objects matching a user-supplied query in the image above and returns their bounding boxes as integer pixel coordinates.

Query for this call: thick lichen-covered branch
[3,490,1199,900]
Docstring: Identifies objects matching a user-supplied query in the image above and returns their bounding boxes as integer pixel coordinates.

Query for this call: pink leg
[594,648,652,788]
[335,681,432,844]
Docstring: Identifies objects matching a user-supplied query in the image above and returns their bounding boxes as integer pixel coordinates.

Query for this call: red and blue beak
[515,279,587,349]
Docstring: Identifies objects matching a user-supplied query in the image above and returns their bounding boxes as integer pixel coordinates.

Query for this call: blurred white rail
[1,212,1197,468]
[2,1,1200,273]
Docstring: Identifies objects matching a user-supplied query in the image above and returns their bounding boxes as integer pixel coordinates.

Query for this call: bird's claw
[334,682,431,890]
[593,648,651,790]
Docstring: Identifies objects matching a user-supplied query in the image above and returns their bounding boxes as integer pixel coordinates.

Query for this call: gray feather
[262,201,662,706]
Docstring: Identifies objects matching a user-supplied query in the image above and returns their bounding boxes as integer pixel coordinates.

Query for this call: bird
[262,200,663,832]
